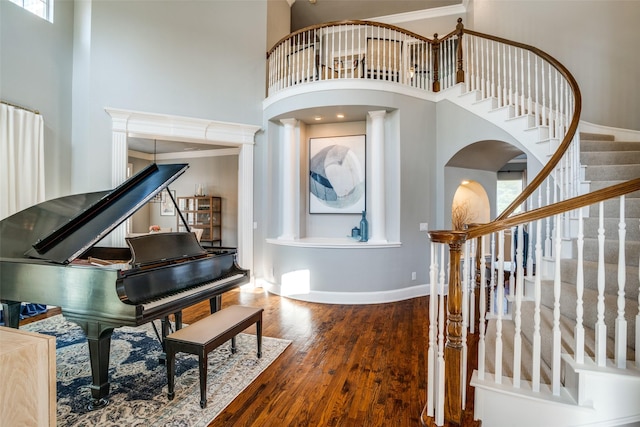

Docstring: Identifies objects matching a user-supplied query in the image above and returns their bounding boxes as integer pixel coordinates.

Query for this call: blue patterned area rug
[22,314,291,426]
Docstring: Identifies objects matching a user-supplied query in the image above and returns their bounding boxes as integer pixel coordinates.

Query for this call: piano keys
[0,163,250,409]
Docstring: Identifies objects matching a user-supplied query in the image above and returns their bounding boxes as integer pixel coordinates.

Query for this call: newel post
[429,230,468,425]
[455,18,465,84]
[431,33,440,92]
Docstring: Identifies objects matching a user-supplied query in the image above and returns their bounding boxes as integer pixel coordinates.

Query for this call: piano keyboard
[141,273,245,311]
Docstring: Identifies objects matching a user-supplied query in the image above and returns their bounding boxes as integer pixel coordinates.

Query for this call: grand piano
[0,163,250,408]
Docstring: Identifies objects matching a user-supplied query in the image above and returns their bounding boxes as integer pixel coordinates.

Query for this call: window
[496,175,524,214]
[9,0,53,22]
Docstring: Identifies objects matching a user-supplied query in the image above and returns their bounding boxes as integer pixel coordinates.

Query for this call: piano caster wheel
[200,400,207,409]
[87,398,109,411]
[168,392,175,401]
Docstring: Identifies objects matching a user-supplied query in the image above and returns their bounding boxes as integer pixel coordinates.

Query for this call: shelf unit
[177,196,221,246]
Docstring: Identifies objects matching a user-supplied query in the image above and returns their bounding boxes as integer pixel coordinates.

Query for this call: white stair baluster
[532,218,542,392]
[513,225,524,388]
[509,227,516,300]
[495,230,505,384]
[596,201,607,367]
[427,241,438,417]
[575,208,585,364]
[490,233,496,316]
[615,196,627,368]
[479,235,487,380]
[436,244,446,426]
[552,214,562,396]
[470,240,476,334]
[461,241,469,409]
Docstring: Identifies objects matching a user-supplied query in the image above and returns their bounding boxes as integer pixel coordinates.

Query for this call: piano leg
[1,301,21,328]
[84,324,114,410]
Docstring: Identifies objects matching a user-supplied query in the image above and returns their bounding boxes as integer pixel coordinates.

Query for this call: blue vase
[359,210,369,242]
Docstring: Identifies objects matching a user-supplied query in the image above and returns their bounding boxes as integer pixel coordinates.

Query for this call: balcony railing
[266,20,458,96]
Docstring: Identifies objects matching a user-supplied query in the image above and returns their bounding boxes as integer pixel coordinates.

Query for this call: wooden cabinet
[0,326,56,427]
[177,196,221,246]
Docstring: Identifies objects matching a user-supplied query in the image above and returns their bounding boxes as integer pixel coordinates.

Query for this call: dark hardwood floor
[22,287,480,426]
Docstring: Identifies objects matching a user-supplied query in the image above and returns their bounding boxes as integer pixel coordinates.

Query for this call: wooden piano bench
[165,305,263,409]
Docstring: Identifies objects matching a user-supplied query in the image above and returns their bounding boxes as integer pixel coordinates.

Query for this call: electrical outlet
[419,222,428,231]
[411,272,416,280]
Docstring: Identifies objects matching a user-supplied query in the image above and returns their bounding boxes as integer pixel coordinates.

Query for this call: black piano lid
[13,163,189,264]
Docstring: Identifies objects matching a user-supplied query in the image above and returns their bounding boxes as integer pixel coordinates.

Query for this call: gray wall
[261,90,437,292]
[129,155,240,247]
[69,0,269,194]
[0,0,74,200]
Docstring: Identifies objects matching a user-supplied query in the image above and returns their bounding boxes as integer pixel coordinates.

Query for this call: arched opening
[451,180,490,230]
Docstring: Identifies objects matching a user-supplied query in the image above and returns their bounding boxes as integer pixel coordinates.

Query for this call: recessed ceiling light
[337,114,344,119]
[461,180,470,185]
[314,116,322,121]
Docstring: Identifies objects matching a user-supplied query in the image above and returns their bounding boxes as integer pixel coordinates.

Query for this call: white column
[368,110,387,243]
[110,127,128,247]
[279,118,298,240]
[237,143,254,276]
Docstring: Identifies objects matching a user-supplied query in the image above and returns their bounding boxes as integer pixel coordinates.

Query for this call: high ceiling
[130,1,466,156]
[291,0,462,31]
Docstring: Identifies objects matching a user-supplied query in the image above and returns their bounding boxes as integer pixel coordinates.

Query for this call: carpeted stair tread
[482,303,634,386]
[581,140,640,152]
[580,133,615,142]
[582,217,640,239]
[581,150,640,165]
[586,182,640,198]
[582,238,640,266]
[557,258,640,300]
[584,164,640,181]
[587,197,640,217]
[535,279,637,350]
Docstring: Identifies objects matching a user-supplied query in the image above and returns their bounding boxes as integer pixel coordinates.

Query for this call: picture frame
[309,135,366,214]
[160,190,176,216]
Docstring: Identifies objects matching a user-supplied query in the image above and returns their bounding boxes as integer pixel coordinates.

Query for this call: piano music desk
[165,305,263,408]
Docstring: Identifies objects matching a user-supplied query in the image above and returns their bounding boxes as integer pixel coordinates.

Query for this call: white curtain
[0,103,45,220]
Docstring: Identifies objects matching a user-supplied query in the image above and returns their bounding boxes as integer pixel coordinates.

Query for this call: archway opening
[451,180,490,230]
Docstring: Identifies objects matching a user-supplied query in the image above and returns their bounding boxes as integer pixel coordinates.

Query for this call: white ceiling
[290,0,462,30]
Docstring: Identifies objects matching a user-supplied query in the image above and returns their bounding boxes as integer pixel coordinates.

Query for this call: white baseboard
[255,279,441,304]
[580,121,640,141]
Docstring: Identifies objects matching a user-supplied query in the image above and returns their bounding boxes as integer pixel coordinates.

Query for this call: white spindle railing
[446,190,636,415]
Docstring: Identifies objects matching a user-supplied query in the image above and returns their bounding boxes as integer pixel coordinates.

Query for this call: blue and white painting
[309,135,365,213]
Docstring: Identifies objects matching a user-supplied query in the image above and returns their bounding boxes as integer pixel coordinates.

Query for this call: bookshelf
[177,196,222,246]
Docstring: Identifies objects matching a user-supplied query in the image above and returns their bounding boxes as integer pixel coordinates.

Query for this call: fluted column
[368,110,387,243]
[279,118,298,240]
[110,126,128,247]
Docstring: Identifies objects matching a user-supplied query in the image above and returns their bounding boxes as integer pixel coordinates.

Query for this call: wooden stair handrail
[266,19,436,59]
[465,178,640,240]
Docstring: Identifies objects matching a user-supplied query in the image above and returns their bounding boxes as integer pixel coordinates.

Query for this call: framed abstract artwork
[309,135,366,214]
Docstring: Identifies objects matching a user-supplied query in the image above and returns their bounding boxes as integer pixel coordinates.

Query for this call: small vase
[359,210,368,242]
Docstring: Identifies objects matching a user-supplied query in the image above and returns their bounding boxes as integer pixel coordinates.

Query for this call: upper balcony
[266,20,463,99]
